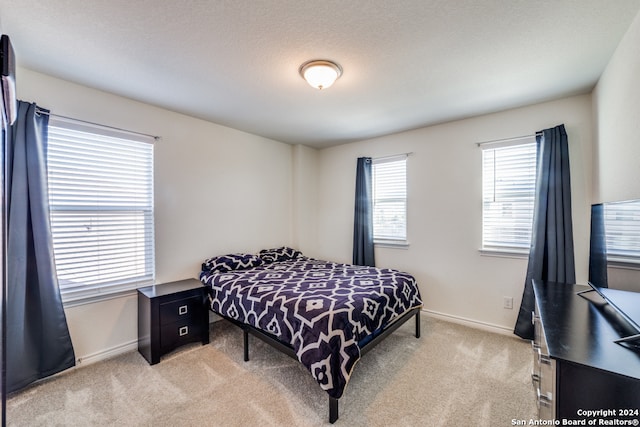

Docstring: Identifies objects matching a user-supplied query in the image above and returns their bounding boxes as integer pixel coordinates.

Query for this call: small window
[482,139,537,253]
[47,117,155,302]
[372,155,407,245]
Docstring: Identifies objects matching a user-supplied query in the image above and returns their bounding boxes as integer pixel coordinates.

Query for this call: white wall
[315,95,593,332]
[17,67,294,363]
[593,9,640,203]
[292,144,319,256]
[592,9,640,292]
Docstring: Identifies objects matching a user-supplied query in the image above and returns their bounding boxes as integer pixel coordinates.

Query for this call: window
[604,200,640,264]
[47,117,155,302]
[481,138,537,253]
[372,155,407,245]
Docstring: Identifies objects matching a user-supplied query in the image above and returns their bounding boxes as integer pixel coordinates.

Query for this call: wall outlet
[503,296,514,309]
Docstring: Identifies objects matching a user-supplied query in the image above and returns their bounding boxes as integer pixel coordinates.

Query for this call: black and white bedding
[199,249,423,399]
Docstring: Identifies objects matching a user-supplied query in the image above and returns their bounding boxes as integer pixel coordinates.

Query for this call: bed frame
[218,307,421,423]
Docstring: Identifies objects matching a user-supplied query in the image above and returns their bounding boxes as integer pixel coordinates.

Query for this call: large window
[372,155,407,245]
[481,138,537,253]
[47,117,155,302]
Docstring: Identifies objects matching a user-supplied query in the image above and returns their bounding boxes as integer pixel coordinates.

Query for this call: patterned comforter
[200,256,422,399]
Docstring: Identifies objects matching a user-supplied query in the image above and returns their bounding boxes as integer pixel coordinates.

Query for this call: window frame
[371,154,409,248]
[480,137,537,257]
[47,116,156,304]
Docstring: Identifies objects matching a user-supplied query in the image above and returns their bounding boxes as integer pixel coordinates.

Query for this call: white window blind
[47,117,155,302]
[604,200,640,263]
[372,155,407,244]
[482,139,537,252]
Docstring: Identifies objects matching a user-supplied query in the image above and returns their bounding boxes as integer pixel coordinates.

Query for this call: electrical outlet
[503,296,513,309]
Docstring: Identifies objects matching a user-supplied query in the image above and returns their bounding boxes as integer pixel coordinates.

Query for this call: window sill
[61,280,154,307]
[375,240,410,249]
[607,258,640,271]
[479,248,529,259]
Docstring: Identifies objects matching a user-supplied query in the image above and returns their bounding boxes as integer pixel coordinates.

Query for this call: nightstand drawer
[159,295,202,326]
[160,320,204,353]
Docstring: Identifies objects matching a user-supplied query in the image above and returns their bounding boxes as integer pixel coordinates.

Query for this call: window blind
[604,200,640,263]
[372,155,407,243]
[47,117,155,302]
[482,140,537,251]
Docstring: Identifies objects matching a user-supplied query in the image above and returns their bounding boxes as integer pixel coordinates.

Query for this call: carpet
[7,315,537,426]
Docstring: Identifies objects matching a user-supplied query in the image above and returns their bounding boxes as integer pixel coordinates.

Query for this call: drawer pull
[531,341,540,351]
[179,305,188,315]
[531,372,540,384]
[179,326,189,336]
[535,347,552,365]
[539,352,552,365]
[536,387,552,408]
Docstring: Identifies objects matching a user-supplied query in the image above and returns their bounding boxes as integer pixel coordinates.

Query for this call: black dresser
[532,280,640,421]
[138,278,210,364]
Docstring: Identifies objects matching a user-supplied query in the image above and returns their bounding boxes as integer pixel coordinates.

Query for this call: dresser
[532,280,640,421]
[138,278,210,364]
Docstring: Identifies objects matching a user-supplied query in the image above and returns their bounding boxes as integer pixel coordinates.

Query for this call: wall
[592,9,640,292]
[292,144,319,256]
[17,67,294,364]
[593,10,640,203]
[316,95,593,332]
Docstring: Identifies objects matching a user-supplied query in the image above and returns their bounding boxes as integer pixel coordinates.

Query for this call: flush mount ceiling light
[299,60,343,90]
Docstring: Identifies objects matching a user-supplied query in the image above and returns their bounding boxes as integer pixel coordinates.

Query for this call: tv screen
[589,199,640,291]
[589,203,608,288]
[1,34,16,125]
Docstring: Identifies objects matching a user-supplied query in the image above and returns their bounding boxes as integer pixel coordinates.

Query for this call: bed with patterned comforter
[199,248,423,403]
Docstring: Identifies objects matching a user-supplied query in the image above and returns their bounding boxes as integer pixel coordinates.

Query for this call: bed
[199,247,423,423]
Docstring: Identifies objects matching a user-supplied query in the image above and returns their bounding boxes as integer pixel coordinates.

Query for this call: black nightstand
[137,278,210,364]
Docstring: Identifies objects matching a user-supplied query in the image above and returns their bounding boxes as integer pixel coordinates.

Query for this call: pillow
[201,253,263,273]
[259,246,302,263]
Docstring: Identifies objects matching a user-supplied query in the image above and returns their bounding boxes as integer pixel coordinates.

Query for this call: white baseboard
[422,309,515,337]
[67,312,514,370]
[75,339,138,367]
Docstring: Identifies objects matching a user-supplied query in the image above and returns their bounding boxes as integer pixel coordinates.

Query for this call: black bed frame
[218,307,421,423]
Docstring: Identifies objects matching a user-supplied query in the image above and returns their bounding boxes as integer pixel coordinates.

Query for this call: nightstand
[137,278,210,364]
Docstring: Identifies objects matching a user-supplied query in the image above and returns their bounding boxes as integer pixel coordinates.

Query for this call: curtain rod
[35,107,160,141]
[373,152,414,161]
[476,132,542,147]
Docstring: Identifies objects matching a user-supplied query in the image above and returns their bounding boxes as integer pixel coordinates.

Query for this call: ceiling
[1,0,639,148]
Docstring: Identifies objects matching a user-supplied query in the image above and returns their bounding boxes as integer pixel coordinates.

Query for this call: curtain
[6,101,75,393]
[352,157,375,266]
[514,124,575,340]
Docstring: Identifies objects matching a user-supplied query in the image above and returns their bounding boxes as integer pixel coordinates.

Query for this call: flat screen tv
[585,200,640,348]
[1,34,16,126]
[589,199,640,287]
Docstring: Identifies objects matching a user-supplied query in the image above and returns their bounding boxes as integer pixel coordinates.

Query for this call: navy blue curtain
[514,124,575,339]
[353,157,375,266]
[6,101,75,393]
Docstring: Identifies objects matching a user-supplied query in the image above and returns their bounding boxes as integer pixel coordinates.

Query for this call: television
[1,33,15,427]
[585,200,640,348]
[589,199,640,290]
[1,34,16,126]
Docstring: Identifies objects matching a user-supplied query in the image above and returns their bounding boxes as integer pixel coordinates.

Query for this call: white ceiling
[1,0,639,148]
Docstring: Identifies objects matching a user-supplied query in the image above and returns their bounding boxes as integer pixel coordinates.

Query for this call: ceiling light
[299,60,342,90]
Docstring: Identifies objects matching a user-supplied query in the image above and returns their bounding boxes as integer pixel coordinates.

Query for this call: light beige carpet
[7,316,536,426]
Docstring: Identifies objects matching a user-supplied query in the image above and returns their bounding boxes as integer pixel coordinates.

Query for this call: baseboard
[69,312,513,368]
[75,339,138,367]
[422,309,516,336]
